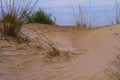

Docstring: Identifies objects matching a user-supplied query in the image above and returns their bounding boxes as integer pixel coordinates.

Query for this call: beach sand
[0,24,120,80]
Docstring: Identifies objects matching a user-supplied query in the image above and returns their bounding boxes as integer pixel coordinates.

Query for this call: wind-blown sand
[0,24,120,80]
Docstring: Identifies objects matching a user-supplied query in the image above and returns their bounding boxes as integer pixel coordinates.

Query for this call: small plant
[26,8,55,24]
[72,4,96,28]
[0,0,38,40]
[114,0,120,24]
[35,34,60,58]
[109,0,120,24]
[34,31,70,61]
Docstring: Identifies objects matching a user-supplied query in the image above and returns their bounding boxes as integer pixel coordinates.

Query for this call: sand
[0,24,120,80]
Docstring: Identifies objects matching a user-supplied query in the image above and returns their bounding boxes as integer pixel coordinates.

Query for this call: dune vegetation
[0,0,120,80]
[0,0,69,60]
[72,4,96,28]
[0,0,38,42]
[26,8,55,24]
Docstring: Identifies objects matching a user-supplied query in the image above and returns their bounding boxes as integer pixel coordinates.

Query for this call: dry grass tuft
[37,35,60,57]
[34,31,70,61]
[109,0,120,25]
[114,0,120,24]
[72,4,96,28]
[0,0,38,42]
[35,34,60,58]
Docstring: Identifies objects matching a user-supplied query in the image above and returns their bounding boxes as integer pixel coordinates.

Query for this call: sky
[37,0,120,27]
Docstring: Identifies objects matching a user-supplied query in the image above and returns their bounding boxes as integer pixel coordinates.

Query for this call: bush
[26,9,55,24]
[0,0,38,39]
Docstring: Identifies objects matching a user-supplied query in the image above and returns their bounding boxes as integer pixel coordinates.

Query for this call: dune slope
[0,24,120,80]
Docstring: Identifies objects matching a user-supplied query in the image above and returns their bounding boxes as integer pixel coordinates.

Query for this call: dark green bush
[26,9,55,24]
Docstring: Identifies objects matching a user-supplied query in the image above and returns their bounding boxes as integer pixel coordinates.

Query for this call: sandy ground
[0,24,120,80]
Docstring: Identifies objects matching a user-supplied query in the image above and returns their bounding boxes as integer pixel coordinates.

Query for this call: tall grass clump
[109,0,120,24]
[114,0,120,24]
[26,8,55,24]
[35,34,60,58]
[0,0,38,39]
[72,4,96,28]
[34,30,70,60]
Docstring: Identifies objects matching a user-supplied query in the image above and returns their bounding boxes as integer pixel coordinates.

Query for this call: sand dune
[0,24,120,80]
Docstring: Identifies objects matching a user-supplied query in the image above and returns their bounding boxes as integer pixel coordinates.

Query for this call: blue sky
[37,0,120,27]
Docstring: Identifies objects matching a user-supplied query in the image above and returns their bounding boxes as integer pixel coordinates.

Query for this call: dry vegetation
[0,0,70,62]
[72,4,95,28]
[34,31,70,61]
[0,0,38,41]
[114,0,120,24]
[0,0,120,80]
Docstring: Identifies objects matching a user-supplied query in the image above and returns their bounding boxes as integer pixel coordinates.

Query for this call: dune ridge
[0,24,120,80]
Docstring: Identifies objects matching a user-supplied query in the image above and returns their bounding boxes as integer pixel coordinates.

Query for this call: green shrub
[26,9,55,24]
